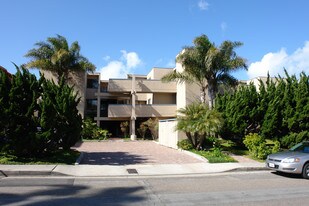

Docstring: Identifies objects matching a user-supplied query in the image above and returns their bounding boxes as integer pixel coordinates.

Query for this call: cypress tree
[5,66,41,156]
[0,68,12,151]
[39,76,82,151]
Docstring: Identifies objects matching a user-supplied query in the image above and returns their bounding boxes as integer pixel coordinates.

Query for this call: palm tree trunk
[200,87,207,104]
[196,134,206,150]
[186,132,194,147]
[207,84,215,109]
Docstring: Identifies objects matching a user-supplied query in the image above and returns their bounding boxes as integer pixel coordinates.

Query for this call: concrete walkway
[0,140,267,177]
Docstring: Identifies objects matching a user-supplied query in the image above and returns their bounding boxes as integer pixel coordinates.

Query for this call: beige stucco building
[84,66,201,139]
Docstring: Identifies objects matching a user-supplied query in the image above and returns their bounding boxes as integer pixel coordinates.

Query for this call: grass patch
[220,139,249,155]
[0,150,80,165]
[190,149,237,163]
[245,154,266,163]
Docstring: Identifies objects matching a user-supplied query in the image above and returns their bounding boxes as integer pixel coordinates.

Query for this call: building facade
[84,66,201,139]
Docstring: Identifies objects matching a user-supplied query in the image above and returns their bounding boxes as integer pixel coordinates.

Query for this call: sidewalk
[0,162,267,177]
[0,141,267,177]
[0,157,267,178]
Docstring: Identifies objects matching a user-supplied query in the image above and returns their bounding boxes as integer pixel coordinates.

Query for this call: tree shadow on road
[0,185,146,206]
[80,152,155,165]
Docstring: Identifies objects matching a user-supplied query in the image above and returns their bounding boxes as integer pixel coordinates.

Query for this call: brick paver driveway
[72,140,203,165]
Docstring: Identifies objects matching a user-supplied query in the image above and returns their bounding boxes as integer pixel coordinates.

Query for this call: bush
[93,128,110,140]
[0,66,83,157]
[82,118,110,140]
[191,148,237,163]
[177,139,194,150]
[281,131,309,148]
[243,133,280,159]
[39,77,82,151]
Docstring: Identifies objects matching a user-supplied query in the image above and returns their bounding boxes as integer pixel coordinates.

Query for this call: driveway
[72,140,204,165]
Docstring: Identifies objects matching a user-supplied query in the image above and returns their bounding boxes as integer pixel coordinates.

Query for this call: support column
[96,75,101,126]
[130,75,137,140]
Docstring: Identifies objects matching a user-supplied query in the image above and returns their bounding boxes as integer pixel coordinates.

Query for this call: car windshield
[289,142,309,153]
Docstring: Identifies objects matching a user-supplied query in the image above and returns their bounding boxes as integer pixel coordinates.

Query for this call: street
[1,171,309,206]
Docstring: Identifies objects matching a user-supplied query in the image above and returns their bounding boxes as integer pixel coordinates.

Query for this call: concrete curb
[0,165,268,177]
[75,152,84,165]
[0,170,8,177]
[178,149,209,163]
[1,170,67,176]
[226,167,270,172]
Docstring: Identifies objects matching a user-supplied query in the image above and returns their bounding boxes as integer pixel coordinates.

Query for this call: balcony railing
[108,104,176,118]
[107,79,176,93]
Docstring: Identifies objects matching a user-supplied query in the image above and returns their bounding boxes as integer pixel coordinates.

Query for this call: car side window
[304,147,309,153]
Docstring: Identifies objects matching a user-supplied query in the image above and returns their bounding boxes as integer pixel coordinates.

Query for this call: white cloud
[103,55,110,61]
[99,50,142,80]
[221,22,227,32]
[248,41,309,79]
[198,0,209,10]
[120,50,141,69]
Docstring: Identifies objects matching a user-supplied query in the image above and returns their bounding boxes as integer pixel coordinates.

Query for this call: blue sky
[1,0,309,80]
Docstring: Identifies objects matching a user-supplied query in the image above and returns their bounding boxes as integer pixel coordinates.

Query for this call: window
[87,78,98,89]
[100,86,108,92]
[86,99,97,110]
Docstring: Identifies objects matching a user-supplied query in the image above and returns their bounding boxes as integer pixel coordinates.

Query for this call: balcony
[107,79,176,93]
[108,104,177,118]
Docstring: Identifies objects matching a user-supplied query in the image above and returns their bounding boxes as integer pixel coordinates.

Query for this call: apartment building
[85,67,182,139]
[84,60,207,139]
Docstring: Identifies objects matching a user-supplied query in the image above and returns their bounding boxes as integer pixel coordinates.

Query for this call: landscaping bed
[0,150,80,165]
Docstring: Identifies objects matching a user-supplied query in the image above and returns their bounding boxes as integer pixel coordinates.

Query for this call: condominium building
[84,65,201,139]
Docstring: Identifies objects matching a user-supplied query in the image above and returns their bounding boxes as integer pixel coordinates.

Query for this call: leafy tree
[39,77,82,150]
[216,83,262,144]
[0,65,83,156]
[217,70,309,148]
[1,66,42,156]
[162,34,247,109]
[293,72,309,132]
[176,102,223,150]
[0,67,12,151]
[24,34,96,83]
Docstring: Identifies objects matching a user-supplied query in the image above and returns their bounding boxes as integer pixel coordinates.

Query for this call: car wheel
[302,163,309,179]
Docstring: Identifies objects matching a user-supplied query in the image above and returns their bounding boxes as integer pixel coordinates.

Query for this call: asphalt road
[1,171,309,205]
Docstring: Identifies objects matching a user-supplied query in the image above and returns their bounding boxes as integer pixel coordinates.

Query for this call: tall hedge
[0,66,82,157]
[216,71,309,148]
[39,77,82,151]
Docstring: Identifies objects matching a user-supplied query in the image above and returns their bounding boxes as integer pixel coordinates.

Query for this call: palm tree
[177,102,223,150]
[162,34,247,109]
[24,35,96,83]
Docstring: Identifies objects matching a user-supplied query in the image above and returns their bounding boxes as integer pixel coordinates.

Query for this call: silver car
[266,141,309,179]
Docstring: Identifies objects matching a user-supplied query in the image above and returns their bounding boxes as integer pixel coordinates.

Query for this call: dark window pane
[87,79,98,89]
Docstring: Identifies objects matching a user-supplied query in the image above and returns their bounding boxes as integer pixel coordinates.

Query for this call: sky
[1,0,309,80]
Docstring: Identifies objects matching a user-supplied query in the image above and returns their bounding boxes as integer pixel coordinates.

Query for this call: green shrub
[281,131,309,148]
[94,128,110,140]
[177,139,194,150]
[191,148,237,163]
[82,118,110,140]
[243,133,280,159]
[271,140,281,154]
[82,118,98,139]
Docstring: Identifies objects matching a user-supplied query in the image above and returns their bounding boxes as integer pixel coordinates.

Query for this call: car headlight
[282,157,300,163]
